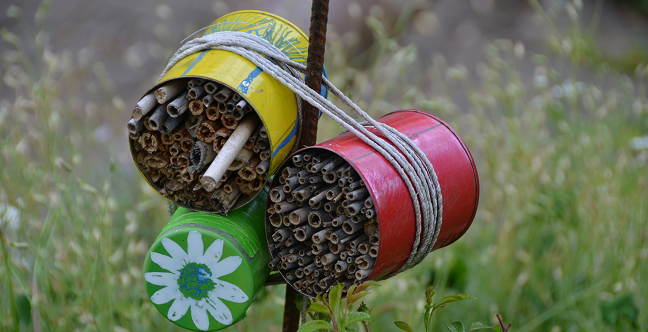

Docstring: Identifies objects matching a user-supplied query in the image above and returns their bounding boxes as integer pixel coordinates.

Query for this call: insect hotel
[128,8,479,332]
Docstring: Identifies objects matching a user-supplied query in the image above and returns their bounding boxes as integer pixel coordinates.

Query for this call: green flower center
[177,262,216,300]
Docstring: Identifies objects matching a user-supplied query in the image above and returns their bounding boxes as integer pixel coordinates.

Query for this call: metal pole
[282,1,329,331]
[299,0,329,149]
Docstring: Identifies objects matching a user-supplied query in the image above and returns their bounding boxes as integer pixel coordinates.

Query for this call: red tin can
[266,110,479,290]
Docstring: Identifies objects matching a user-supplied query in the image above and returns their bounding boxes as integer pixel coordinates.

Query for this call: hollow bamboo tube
[200,116,259,192]
[189,99,205,116]
[189,141,216,173]
[345,202,364,217]
[298,256,313,266]
[167,94,189,118]
[204,82,218,94]
[357,243,370,255]
[214,87,233,103]
[148,104,169,131]
[188,85,205,101]
[161,134,175,145]
[229,148,253,171]
[138,132,160,153]
[311,229,329,244]
[232,108,245,121]
[346,187,368,201]
[350,212,368,223]
[354,255,375,270]
[202,93,215,108]
[274,201,298,214]
[269,214,283,228]
[320,253,339,266]
[328,242,341,254]
[311,243,326,255]
[155,80,185,104]
[132,93,158,120]
[160,113,187,135]
[221,114,238,129]
[292,154,303,167]
[369,246,379,258]
[307,211,330,228]
[255,160,270,175]
[127,118,143,137]
[289,207,311,225]
[205,106,220,121]
[270,188,285,203]
[342,220,364,235]
[355,269,371,280]
[347,235,368,249]
[295,225,316,241]
[196,120,221,143]
[260,149,271,161]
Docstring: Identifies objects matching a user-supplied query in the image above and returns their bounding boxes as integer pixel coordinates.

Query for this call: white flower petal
[211,256,242,278]
[211,280,249,303]
[206,296,234,325]
[191,301,210,331]
[144,272,177,287]
[161,237,188,263]
[202,239,224,266]
[187,231,204,261]
[151,252,182,273]
[150,286,180,305]
[167,296,191,322]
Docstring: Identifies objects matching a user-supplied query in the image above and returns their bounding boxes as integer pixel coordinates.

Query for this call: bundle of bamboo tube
[266,150,379,296]
[127,78,271,213]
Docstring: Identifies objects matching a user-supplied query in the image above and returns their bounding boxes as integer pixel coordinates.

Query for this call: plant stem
[1,230,20,328]
[497,314,511,332]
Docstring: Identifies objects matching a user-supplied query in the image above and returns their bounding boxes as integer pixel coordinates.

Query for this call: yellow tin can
[129,10,327,212]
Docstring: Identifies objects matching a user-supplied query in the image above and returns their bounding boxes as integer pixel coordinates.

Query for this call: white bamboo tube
[155,80,185,104]
[132,93,158,120]
[200,116,259,192]
[127,118,143,136]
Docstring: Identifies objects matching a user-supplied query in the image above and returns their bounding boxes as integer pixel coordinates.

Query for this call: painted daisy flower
[144,230,249,330]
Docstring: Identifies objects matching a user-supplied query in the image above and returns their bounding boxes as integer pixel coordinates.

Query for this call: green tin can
[143,189,270,331]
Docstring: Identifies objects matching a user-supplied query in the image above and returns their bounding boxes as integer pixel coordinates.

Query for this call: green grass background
[1,1,647,331]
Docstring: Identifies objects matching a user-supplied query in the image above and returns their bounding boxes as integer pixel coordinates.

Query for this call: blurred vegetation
[1,0,647,331]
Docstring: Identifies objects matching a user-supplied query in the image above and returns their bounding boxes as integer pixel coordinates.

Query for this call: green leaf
[347,284,357,298]
[491,325,502,332]
[345,312,373,325]
[329,284,344,314]
[425,286,436,305]
[470,322,498,330]
[445,321,465,332]
[600,292,639,327]
[354,280,380,294]
[306,302,330,315]
[297,320,334,332]
[394,321,414,332]
[347,290,370,305]
[438,293,474,307]
[357,302,371,314]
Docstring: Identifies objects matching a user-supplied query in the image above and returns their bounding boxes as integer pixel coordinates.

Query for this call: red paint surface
[265,110,479,285]
[315,110,479,280]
